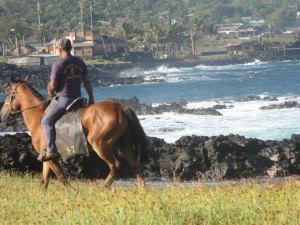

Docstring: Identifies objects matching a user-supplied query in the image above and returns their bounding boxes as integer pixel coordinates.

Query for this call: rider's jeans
[41,96,76,152]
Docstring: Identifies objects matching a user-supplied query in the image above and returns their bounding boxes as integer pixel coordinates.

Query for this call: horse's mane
[20,80,46,101]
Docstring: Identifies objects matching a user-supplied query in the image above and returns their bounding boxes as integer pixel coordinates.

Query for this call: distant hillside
[0,0,299,48]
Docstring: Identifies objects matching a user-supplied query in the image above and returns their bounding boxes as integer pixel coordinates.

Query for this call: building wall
[8,56,59,65]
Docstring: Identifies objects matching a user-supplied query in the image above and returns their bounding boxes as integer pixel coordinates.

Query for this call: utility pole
[190,23,195,55]
[80,2,84,32]
[15,35,18,57]
[37,0,41,31]
[23,35,25,49]
[90,5,93,31]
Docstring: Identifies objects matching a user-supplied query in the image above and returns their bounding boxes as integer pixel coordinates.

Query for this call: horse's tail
[123,107,148,164]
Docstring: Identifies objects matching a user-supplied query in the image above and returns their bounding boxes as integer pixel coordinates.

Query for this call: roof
[249,20,265,26]
[72,41,94,48]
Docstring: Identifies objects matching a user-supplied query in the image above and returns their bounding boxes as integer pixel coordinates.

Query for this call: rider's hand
[48,92,55,98]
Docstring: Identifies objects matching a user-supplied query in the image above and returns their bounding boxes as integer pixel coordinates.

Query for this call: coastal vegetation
[0,172,299,224]
[0,0,299,57]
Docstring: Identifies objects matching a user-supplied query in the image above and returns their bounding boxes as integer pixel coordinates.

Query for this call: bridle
[5,81,50,116]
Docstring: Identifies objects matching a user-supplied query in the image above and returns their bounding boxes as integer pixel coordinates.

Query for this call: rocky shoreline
[1,132,300,181]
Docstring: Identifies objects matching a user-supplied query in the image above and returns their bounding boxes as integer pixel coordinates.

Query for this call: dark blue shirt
[51,56,87,98]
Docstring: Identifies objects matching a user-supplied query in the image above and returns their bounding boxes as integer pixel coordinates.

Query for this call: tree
[113,20,135,42]
[147,23,164,58]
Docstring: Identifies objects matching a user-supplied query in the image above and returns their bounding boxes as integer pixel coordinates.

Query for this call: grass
[84,58,130,65]
[0,173,300,225]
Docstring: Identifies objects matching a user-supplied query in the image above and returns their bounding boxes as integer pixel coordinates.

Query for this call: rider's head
[56,38,72,57]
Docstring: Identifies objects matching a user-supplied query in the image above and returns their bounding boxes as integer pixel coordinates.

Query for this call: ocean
[2,60,300,143]
[91,60,300,143]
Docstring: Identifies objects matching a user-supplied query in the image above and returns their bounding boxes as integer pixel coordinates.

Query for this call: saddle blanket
[55,109,89,162]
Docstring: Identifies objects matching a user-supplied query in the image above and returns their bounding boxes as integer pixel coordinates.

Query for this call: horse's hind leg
[121,145,145,189]
[92,141,120,188]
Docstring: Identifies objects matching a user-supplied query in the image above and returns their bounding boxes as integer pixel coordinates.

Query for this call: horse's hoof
[103,181,113,188]
[135,181,145,189]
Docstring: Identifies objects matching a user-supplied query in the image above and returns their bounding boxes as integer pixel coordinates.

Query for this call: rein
[5,81,50,115]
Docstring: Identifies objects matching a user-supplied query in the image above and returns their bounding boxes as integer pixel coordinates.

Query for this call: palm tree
[161,18,184,55]
[146,22,163,58]
[190,16,206,55]
[113,20,135,42]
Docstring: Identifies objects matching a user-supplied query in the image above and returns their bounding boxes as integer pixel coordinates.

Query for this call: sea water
[1,60,300,143]
[92,60,300,143]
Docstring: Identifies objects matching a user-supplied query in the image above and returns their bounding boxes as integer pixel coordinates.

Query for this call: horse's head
[0,75,29,122]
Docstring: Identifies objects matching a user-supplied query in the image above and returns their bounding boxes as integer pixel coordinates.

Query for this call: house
[11,45,36,56]
[53,31,129,57]
[237,27,257,38]
[217,23,242,38]
[249,19,265,27]
[241,17,252,23]
[224,42,264,55]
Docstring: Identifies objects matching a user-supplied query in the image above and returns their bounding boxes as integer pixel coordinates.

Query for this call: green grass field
[1,173,300,225]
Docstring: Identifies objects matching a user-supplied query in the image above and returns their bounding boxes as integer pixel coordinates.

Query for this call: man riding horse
[38,38,95,162]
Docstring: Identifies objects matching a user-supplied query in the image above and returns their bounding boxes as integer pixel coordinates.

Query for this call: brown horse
[0,75,148,189]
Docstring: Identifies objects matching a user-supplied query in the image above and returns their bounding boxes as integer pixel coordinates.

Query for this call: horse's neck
[22,106,44,132]
[20,93,45,134]
[21,102,46,151]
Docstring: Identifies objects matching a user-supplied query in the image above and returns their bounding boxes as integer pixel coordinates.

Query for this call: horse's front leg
[40,159,68,190]
[40,162,50,190]
[47,159,68,187]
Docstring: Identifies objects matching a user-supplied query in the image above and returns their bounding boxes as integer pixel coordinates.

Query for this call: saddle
[55,97,89,162]
[66,97,87,112]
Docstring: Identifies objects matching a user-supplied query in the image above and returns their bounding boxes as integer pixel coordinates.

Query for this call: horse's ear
[23,75,29,82]
[10,76,17,84]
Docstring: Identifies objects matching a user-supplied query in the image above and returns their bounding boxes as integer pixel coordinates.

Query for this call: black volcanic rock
[260,101,300,110]
[1,133,300,181]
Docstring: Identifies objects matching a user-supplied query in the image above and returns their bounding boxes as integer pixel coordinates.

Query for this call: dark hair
[62,40,72,51]
[57,38,72,51]
[62,44,72,52]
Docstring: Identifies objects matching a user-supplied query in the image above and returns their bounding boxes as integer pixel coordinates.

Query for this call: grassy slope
[0,173,300,225]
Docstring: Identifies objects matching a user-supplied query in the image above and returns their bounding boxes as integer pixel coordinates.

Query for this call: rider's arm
[48,80,57,98]
[82,74,95,104]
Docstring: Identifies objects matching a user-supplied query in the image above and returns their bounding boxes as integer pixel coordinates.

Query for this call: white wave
[243,59,267,66]
[0,131,31,136]
[140,60,275,86]
[0,132,18,136]
[140,96,300,143]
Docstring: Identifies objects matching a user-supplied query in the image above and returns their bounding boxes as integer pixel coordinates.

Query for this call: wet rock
[206,162,236,180]
[245,155,274,173]
[260,101,300,110]
[0,133,40,172]
[237,95,278,102]
[109,97,222,116]
[212,104,227,110]
[177,108,222,116]
[0,115,27,132]
[173,147,206,180]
